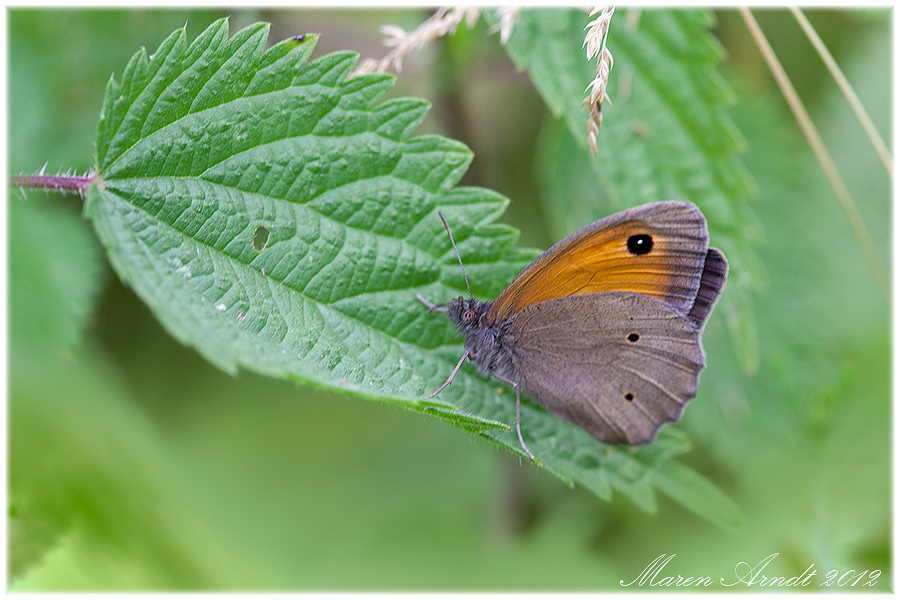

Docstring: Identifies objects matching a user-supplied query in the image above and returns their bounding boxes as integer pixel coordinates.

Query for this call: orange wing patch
[486,205,709,323]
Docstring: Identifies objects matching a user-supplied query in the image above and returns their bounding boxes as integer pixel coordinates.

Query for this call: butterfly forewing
[486,202,710,324]
[508,292,705,445]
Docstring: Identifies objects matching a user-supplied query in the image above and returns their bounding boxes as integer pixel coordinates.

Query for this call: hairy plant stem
[10,173,97,195]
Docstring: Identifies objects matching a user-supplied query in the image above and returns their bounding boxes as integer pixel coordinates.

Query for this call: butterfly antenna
[438,211,473,299]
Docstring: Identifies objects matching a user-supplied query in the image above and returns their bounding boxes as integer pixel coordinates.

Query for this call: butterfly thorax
[447,297,517,380]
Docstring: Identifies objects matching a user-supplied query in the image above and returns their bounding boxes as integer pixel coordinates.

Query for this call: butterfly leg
[424,351,470,399]
[491,372,536,461]
[513,384,536,461]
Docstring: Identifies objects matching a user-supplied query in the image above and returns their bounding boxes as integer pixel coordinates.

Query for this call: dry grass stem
[583,6,615,155]
[740,8,889,302]
[790,8,892,178]
[353,7,481,76]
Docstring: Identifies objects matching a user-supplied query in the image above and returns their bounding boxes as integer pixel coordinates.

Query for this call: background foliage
[8,7,891,590]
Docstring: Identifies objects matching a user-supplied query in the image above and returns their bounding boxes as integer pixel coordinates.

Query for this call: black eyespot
[627,332,640,343]
[627,234,653,255]
[624,392,635,402]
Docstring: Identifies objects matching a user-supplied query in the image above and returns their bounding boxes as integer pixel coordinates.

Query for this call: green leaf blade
[653,460,744,531]
[101,26,189,171]
[90,19,526,423]
[188,21,268,113]
[372,97,430,140]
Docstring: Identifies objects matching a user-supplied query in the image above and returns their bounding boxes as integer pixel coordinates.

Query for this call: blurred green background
[8,7,891,590]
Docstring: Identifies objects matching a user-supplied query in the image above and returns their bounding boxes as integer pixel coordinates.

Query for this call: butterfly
[420,202,727,460]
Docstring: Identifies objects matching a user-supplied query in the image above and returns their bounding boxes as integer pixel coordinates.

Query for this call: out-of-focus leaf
[9,197,105,356]
[9,348,266,589]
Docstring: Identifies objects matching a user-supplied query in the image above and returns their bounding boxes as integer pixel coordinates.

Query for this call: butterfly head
[447,297,491,333]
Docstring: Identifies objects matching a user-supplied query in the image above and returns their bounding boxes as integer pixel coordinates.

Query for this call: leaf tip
[286,32,318,46]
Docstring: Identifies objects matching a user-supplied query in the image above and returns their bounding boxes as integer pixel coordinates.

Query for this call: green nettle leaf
[83,18,740,526]
[503,8,763,375]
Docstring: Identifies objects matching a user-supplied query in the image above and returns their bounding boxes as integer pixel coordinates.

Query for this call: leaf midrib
[106,177,442,291]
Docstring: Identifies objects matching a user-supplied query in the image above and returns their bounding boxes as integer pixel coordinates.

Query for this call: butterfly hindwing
[687,247,729,330]
[507,291,705,445]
